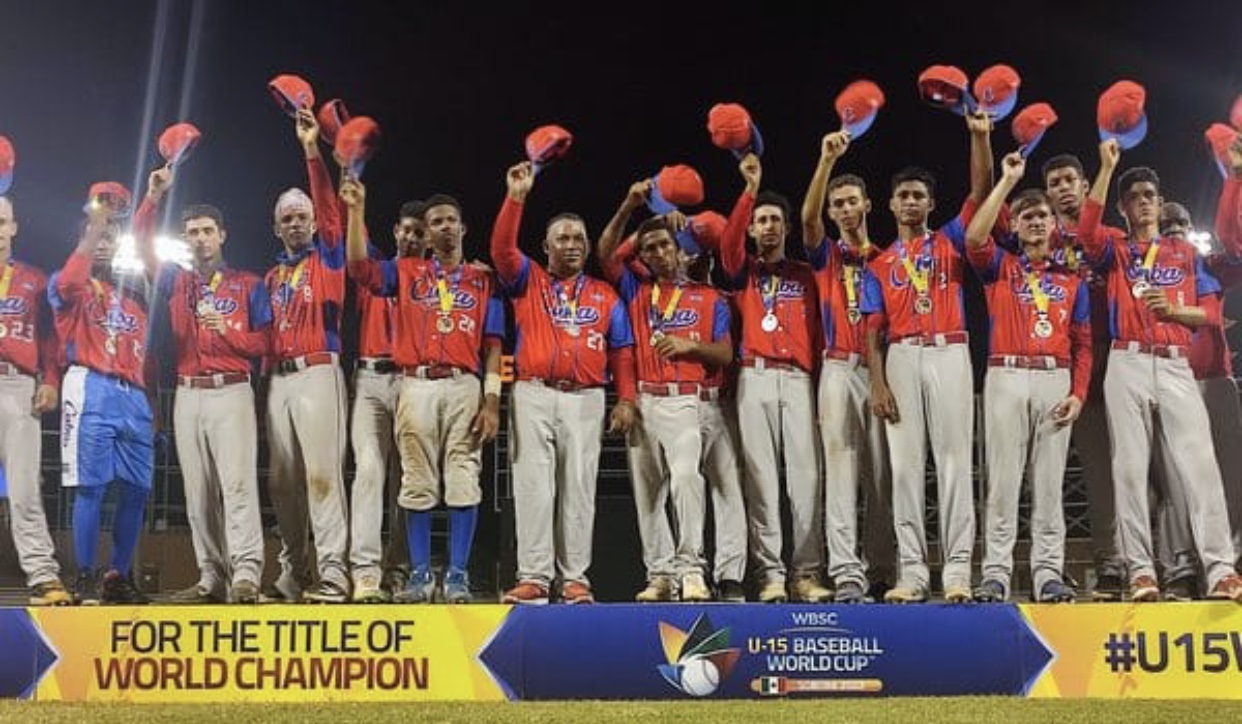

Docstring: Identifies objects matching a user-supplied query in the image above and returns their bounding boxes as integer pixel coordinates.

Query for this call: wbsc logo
[657,614,740,697]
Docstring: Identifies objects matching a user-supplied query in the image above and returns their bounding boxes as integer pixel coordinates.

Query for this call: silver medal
[197,299,214,317]
[1033,318,1053,339]
[761,313,779,332]
[650,330,665,346]
[847,308,861,326]
[1131,281,1150,298]
[914,296,933,315]
[436,314,455,334]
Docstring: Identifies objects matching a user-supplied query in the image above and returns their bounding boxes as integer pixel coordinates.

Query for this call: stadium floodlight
[111,233,192,273]
[1187,230,1213,255]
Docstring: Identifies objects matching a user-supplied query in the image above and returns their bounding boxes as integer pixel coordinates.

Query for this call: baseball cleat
[30,579,72,606]
[635,576,676,603]
[758,580,788,604]
[561,581,595,604]
[1037,579,1077,603]
[790,575,833,603]
[833,580,866,604]
[501,581,549,605]
[717,580,746,603]
[395,566,437,604]
[680,572,712,602]
[302,579,350,604]
[1207,574,1242,602]
[100,569,150,605]
[972,579,1006,603]
[1128,575,1160,603]
[352,573,388,603]
[230,580,261,605]
[884,585,929,604]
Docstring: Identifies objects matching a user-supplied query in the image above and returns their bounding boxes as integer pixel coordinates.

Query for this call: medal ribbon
[432,258,463,315]
[1127,237,1160,284]
[896,234,932,297]
[759,266,780,318]
[1056,224,1080,272]
[551,274,587,324]
[277,258,308,307]
[1020,254,1051,320]
[649,281,684,334]
[0,263,14,299]
[839,241,869,313]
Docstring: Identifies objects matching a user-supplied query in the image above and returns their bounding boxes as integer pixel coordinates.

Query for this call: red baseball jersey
[356,287,395,359]
[1189,255,1242,379]
[1079,198,1219,348]
[968,238,1093,399]
[151,264,272,377]
[490,197,634,387]
[1217,176,1242,255]
[0,260,59,385]
[264,157,346,363]
[614,269,730,384]
[719,191,820,373]
[860,211,970,340]
[348,257,503,372]
[809,238,879,355]
[49,251,149,388]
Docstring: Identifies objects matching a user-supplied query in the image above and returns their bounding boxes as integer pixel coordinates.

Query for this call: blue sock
[448,506,478,571]
[109,481,148,574]
[73,485,106,572]
[406,510,432,570]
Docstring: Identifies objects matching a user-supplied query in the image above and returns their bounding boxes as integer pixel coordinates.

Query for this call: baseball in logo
[657,614,740,697]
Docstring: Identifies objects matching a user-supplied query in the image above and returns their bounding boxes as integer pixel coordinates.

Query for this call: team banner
[3,602,1241,701]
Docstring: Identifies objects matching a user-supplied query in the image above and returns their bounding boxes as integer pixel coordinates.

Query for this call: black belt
[358,358,398,374]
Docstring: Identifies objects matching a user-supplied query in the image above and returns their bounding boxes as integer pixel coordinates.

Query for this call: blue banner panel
[0,608,57,698]
[479,604,1053,699]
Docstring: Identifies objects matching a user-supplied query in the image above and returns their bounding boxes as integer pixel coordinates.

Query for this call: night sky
[2,0,1239,277]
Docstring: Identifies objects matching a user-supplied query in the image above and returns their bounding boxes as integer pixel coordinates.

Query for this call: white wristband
[484,372,503,398]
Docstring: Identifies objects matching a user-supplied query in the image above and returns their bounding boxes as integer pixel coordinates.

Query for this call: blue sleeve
[156,263,178,297]
[807,239,830,271]
[618,267,640,303]
[483,296,505,339]
[1196,254,1223,299]
[47,271,65,312]
[711,298,731,342]
[317,234,346,270]
[859,269,885,314]
[500,257,531,297]
[939,213,967,255]
[974,246,1005,285]
[606,297,635,349]
[1070,278,1091,323]
[249,277,274,330]
[378,258,400,297]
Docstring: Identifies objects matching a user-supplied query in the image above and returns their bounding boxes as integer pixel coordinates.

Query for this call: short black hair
[1117,166,1161,198]
[754,191,792,222]
[421,194,462,219]
[1041,154,1084,182]
[398,199,425,221]
[181,203,225,230]
[891,166,937,200]
[635,216,674,248]
[827,174,868,197]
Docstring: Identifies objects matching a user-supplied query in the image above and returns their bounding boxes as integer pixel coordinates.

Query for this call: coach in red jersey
[262,108,351,604]
[597,182,734,603]
[0,195,70,605]
[966,152,1090,604]
[492,160,638,605]
[345,180,503,605]
[861,110,992,604]
[145,169,271,605]
[801,130,896,604]
[720,152,829,604]
[1077,138,1242,602]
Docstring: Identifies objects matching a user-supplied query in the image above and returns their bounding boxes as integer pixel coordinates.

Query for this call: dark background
[1,1,1239,273]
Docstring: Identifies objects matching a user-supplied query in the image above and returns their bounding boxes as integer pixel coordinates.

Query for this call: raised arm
[720,153,761,281]
[55,201,118,303]
[1216,141,1242,255]
[966,152,1025,250]
[1079,139,1122,264]
[298,108,341,247]
[598,180,650,285]
[800,131,850,251]
[966,110,995,204]
[134,166,172,282]
[490,161,535,285]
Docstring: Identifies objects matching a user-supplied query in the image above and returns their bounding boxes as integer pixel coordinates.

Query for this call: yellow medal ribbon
[278,258,308,294]
[436,276,454,314]
[650,282,684,327]
[0,263,14,298]
[205,270,222,294]
[842,241,870,311]
[900,255,928,296]
[1139,237,1160,276]
[1023,264,1050,318]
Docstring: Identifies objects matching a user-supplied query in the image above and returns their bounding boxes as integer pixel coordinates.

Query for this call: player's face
[748,204,787,256]
[544,219,588,277]
[1158,208,1192,241]
[827,185,870,235]
[91,222,120,271]
[273,207,316,252]
[637,229,680,281]
[394,215,425,258]
[1014,202,1053,248]
[183,216,226,266]
[0,198,17,255]
[1044,166,1088,218]
[889,181,934,227]
[1120,182,1162,230]
[424,203,465,258]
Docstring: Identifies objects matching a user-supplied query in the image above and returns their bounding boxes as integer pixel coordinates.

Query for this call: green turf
[0,699,1236,724]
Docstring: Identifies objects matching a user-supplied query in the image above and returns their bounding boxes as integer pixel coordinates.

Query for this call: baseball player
[800,131,897,604]
[597,184,734,603]
[262,108,350,603]
[862,111,992,603]
[719,152,829,604]
[491,160,639,605]
[345,181,502,604]
[52,176,162,605]
[1039,153,1129,600]
[145,178,271,605]
[965,152,1091,603]
[1077,138,1242,602]
[347,199,425,603]
[0,195,70,605]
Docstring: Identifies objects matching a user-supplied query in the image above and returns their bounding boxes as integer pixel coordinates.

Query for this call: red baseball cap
[682,210,727,254]
[648,164,704,214]
[334,116,381,179]
[157,122,201,167]
[87,181,133,217]
[1011,102,1058,158]
[316,99,351,145]
[835,80,885,138]
[0,136,14,195]
[1205,123,1239,178]
[525,124,573,173]
[1097,80,1147,150]
[267,74,315,117]
[973,64,1021,120]
[707,103,765,158]
[918,65,974,115]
